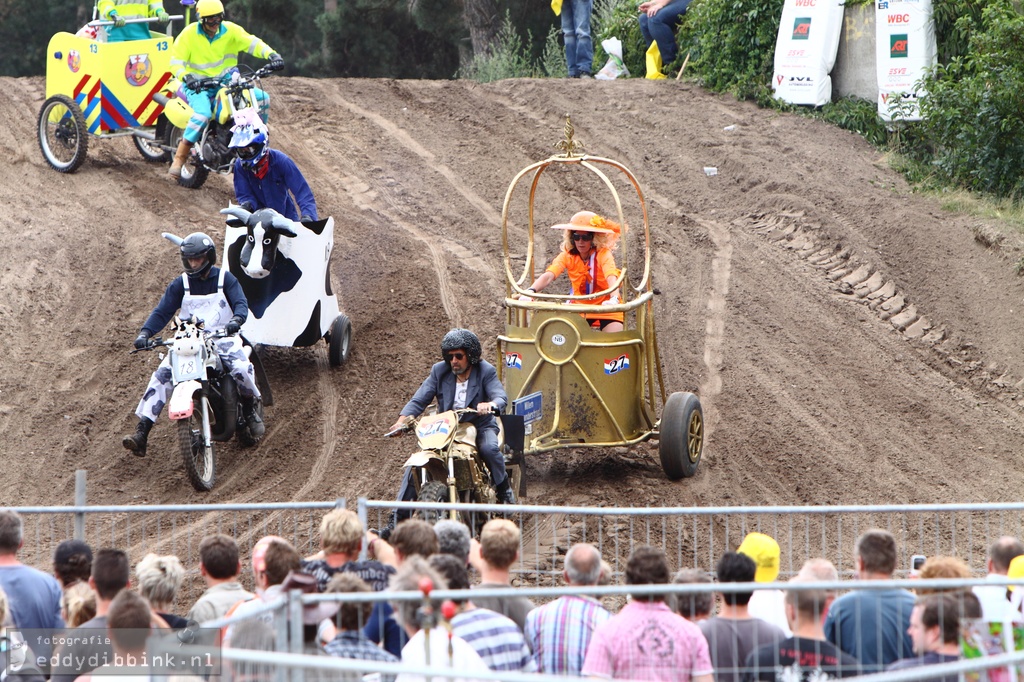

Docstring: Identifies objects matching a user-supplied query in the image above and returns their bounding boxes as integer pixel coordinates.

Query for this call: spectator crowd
[0,506,1016,682]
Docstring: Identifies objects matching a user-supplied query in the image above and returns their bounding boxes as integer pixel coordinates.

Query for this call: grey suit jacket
[401,360,507,431]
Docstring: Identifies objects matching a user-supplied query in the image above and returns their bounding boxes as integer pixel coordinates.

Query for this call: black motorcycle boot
[122,418,153,457]
[495,475,516,504]
[241,396,266,439]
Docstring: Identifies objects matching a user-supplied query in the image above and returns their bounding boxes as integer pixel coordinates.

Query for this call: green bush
[679,0,783,98]
[460,13,542,81]
[917,0,1024,200]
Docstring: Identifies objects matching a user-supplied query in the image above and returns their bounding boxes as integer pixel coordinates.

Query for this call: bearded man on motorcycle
[229,120,318,222]
[167,0,284,177]
[122,233,265,456]
[388,329,515,506]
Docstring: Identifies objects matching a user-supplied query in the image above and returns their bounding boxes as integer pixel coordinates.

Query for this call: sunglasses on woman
[572,232,594,242]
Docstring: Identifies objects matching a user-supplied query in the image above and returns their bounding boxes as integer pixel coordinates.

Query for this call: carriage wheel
[38,95,88,173]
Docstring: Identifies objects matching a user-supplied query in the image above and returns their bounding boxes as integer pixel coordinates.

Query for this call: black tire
[236,398,264,447]
[178,394,216,492]
[133,132,170,162]
[659,392,703,479]
[168,126,209,189]
[38,95,88,173]
[416,480,451,524]
[328,314,353,367]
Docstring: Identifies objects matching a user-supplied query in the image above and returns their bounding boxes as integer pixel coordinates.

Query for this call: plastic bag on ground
[645,42,667,79]
[595,37,630,80]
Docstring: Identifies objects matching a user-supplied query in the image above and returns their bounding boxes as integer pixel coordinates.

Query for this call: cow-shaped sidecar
[221,206,353,366]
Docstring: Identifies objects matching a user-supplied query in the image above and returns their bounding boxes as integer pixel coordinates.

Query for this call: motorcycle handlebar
[128,329,234,353]
[381,407,485,437]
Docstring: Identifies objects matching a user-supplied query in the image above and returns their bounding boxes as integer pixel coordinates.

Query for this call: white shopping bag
[595,37,629,80]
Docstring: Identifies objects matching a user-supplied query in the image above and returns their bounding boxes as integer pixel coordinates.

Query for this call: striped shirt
[524,594,611,675]
[450,608,536,672]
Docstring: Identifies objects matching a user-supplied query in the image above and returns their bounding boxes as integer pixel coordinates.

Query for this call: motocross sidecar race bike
[132,315,268,492]
[38,16,182,173]
[386,408,522,532]
[221,206,353,367]
[156,63,280,189]
[499,117,704,487]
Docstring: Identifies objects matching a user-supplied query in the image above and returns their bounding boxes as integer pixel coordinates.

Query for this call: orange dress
[545,247,624,324]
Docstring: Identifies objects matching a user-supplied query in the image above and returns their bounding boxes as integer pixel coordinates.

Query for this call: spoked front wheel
[38,95,88,173]
[167,126,209,189]
[416,480,454,524]
[177,395,216,492]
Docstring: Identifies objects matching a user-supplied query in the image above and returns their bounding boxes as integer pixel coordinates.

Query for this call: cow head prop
[220,205,299,279]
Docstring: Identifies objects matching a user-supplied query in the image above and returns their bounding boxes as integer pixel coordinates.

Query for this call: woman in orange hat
[521,210,624,332]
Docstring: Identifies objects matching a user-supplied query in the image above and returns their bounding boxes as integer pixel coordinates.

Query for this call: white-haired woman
[135,553,188,628]
[522,211,624,332]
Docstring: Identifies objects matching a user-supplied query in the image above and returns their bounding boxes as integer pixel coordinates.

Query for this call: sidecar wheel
[38,95,88,173]
[178,396,216,492]
[659,392,703,480]
[328,314,352,367]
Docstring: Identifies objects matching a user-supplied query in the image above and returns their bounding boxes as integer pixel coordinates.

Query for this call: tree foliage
[917,0,1024,200]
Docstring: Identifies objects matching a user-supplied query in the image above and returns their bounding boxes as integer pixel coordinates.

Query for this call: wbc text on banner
[771,0,845,106]
[874,0,936,121]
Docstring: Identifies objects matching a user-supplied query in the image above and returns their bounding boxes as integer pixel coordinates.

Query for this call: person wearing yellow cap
[739,532,792,636]
[1006,553,1024,616]
[521,211,624,332]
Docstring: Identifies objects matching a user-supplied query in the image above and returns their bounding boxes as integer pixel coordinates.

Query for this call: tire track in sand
[691,216,731,449]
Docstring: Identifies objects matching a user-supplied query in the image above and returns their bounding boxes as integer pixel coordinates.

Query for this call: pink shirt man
[582,600,714,681]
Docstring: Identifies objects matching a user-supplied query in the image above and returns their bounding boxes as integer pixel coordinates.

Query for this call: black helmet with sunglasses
[441,328,482,367]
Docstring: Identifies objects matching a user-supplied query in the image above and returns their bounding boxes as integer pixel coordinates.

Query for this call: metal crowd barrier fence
[183,578,1024,682]
[359,497,1024,586]
[12,475,1024,607]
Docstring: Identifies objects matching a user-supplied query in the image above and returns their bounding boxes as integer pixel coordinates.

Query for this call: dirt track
[4,75,1024,512]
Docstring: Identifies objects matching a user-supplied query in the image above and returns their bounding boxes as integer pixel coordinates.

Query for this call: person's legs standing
[562,1,579,77]
[570,0,594,76]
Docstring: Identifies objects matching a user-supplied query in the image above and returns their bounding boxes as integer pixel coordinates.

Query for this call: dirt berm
[3,75,1024,511]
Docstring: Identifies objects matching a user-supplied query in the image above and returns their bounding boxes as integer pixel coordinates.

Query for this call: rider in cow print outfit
[122,233,264,456]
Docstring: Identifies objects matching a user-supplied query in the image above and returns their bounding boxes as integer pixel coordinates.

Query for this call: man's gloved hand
[224,316,243,336]
[601,295,620,306]
[182,73,201,92]
[240,201,256,213]
[268,53,285,71]
[134,332,151,350]
[110,12,126,27]
[156,10,170,22]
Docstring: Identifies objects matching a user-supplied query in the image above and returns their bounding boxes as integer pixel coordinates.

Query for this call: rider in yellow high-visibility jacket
[99,0,169,42]
[167,0,282,177]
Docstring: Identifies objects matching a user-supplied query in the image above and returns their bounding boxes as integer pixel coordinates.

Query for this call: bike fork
[447,458,458,517]
[200,395,213,448]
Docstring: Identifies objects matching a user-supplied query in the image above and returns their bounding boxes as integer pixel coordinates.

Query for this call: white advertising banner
[772,0,845,106]
[875,0,936,120]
